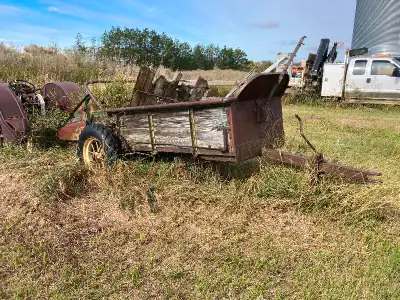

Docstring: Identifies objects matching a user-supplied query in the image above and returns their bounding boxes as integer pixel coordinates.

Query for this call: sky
[0,0,356,61]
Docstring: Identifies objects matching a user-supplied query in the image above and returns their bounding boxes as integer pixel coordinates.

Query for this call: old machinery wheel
[77,123,121,167]
[82,137,106,166]
[8,80,36,95]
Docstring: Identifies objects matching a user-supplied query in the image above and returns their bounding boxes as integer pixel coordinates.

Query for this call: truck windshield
[395,57,400,65]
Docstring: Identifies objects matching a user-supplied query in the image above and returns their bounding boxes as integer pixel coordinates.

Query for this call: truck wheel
[77,123,121,167]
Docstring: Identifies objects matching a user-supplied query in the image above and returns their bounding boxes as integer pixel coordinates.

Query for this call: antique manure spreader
[59,74,381,183]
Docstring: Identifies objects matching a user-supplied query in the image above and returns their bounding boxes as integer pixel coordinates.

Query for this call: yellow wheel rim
[82,137,105,166]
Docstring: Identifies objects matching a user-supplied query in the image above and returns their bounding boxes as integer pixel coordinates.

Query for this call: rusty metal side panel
[42,82,83,113]
[58,120,86,141]
[228,73,288,162]
[228,97,284,162]
[0,84,29,142]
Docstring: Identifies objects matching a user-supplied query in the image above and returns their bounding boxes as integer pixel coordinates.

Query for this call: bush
[28,108,70,150]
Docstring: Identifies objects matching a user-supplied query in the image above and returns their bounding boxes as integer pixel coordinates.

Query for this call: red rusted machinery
[0,80,82,142]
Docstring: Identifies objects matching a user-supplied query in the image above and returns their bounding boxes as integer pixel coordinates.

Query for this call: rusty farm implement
[0,79,82,143]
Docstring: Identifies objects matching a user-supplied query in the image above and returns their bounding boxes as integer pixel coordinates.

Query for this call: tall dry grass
[0,44,244,109]
[1,120,400,298]
[0,44,247,87]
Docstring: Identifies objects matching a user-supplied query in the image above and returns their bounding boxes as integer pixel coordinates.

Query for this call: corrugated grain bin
[352,0,400,50]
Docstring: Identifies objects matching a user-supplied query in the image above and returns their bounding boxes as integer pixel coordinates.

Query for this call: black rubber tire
[77,123,121,167]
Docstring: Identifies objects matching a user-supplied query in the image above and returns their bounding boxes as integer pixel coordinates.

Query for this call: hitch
[263,115,382,184]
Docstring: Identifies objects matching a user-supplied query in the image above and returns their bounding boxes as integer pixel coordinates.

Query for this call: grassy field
[1,44,400,299]
[1,101,400,299]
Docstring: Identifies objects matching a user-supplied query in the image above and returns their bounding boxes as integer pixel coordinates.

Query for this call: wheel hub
[82,137,105,165]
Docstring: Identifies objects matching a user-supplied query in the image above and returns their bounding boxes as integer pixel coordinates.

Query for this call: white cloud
[48,6,59,12]
[40,1,146,26]
[147,6,159,17]
[255,20,280,29]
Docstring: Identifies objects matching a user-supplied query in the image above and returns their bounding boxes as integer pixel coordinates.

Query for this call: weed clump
[38,164,91,202]
[91,76,136,108]
[256,162,398,224]
[27,108,70,150]
[206,85,232,97]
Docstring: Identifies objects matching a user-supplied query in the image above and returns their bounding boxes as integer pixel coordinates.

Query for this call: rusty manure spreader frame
[61,49,381,182]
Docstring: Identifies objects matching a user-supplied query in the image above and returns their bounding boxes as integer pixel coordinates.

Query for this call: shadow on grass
[123,152,262,182]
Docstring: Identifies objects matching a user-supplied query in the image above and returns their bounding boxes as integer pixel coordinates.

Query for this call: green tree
[217,46,235,69]
[97,27,249,70]
[204,44,220,70]
[233,48,249,70]
[175,41,193,70]
[192,44,206,70]
[74,33,87,55]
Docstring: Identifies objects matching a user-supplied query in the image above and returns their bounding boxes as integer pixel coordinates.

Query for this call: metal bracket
[61,94,92,127]
[295,114,318,154]
[148,112,157,154]
[189,109,198,157]
[256,99,274,124]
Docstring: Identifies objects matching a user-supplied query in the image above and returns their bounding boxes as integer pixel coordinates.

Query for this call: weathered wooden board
[121,114,152,149]
[131,66,156,106]
[153,111,192,147]
[120,107,230,153]
[194,108,228,150]
[189,77,209,102]
[153,73,182,101]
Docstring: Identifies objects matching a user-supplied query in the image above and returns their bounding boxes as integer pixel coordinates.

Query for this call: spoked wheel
[82,137,106,166]
[78,123,121,167]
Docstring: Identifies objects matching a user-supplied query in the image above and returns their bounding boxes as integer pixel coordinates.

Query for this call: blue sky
[0,0,356,61]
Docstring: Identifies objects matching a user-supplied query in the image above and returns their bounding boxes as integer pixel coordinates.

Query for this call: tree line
[73,27,260,71]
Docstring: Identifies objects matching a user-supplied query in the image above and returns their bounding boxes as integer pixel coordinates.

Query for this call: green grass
[1,102,400,299]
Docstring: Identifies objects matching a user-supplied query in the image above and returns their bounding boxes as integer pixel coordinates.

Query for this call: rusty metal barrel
[0,84,29,142]
[0,81,83,142]
[41,82,83,113]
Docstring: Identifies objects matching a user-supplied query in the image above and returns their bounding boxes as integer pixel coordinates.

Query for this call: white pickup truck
[321,54,400,104]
